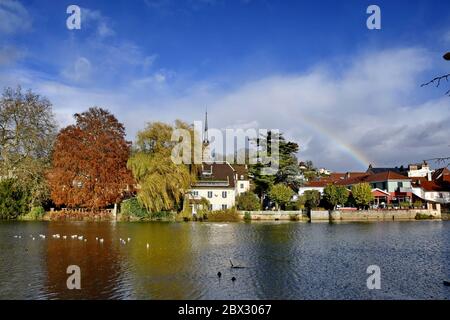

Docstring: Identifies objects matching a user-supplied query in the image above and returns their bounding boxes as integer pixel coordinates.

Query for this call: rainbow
[299,115,372,169]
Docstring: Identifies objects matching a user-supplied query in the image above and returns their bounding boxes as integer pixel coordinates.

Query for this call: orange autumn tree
[47,107,133,209]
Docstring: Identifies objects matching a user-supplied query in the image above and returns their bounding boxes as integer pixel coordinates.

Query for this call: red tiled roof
[194,162,236,188]
[364,171,410,182]
[231,164,249,180]
[334,171,410,186]
[305,181,330,187]
[372,189,390,196]
[345,172,368,178]
[433,167,450,182]
[419,180,450,192]
[327,173,346,181]
[334,174,369,186]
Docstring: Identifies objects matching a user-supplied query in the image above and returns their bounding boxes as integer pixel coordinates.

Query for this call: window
[207,191,213,198]
[192,191,198,196]
[222,191,227,198]
[398,182,403,188]
[240,183,244,189]
[222,204,227,210]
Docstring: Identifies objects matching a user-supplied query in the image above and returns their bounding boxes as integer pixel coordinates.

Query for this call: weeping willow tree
[127,121,200,213]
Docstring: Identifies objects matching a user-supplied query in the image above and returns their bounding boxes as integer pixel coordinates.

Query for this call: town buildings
[186,112,448,213]
[298,161,450,207]
[187,112,250,215]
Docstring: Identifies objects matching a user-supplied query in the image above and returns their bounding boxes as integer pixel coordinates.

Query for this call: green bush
[244,211,252,221]
[285,201,300,210]
[413,200,423,209]
[269,184,294,210]
[400,201,411,209]
[415,213,434,220]
[237,191,261,211]
[207,208,240,222]
[121,197,150,219]
[323,184,349,209]
[303,190,321,209]
[29,206,45,219]
[151,211,175,220]
[351,183,374,209]
[296,196,306,210]
[0,179,29,219]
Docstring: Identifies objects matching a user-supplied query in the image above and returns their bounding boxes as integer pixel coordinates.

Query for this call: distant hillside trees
[47,107,133,209]
[0,87,57,213]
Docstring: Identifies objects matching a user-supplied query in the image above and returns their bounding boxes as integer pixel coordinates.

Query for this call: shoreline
[7,214,446,223]
[5,206,446,223]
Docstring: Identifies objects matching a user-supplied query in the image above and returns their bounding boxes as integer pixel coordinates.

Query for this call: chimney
[427,172,432,181]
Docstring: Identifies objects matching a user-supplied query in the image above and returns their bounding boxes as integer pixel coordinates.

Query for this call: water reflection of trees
[122,222,200,299]
[45,222,124,299]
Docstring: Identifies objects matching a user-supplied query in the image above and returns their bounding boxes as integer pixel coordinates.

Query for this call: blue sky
[1,0,450,171]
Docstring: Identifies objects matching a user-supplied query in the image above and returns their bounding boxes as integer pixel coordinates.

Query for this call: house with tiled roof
[366,164,408,176]
[433,167,450,183]
[187,112,251,215]
[299,169,414,205]
[299,160,449,207]
[411,168,450,204]
[189,161,250,213]
[298,180,330,196]
[335,171,413,205]
[407,161,433,178]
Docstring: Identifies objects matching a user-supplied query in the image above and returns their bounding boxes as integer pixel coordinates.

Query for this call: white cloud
[143,54,158,70]
[0,45,23,65]
[81,7,115,38]
[0,0,31,34]
[135,47,448,171]
[1,47,449,171]
[61,57,92,82]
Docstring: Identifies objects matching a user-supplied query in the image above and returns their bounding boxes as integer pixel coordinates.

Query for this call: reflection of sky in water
[0,221,449,300]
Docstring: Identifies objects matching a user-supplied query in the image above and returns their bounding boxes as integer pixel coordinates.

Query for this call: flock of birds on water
[12,234,243,283]
[13,233,149,248]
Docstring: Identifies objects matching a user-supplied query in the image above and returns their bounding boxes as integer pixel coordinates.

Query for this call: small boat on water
[444,280,450,286]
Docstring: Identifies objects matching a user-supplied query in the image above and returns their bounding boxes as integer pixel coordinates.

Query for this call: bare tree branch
[421,73,450,95]
[423,157,450,168]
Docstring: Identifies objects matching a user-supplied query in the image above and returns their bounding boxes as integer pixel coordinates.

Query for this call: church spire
[202,108,213,163]
[203,107,209,145]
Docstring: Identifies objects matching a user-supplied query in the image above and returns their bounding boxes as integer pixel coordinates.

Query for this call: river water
[0,220,449,300]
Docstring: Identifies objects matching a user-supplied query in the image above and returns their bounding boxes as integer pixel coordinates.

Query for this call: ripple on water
[0,221,449,299]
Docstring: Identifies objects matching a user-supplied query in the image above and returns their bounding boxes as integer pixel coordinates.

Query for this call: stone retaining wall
[329,209,440,221]
[238,211,307,221]
[239,206,441,222]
